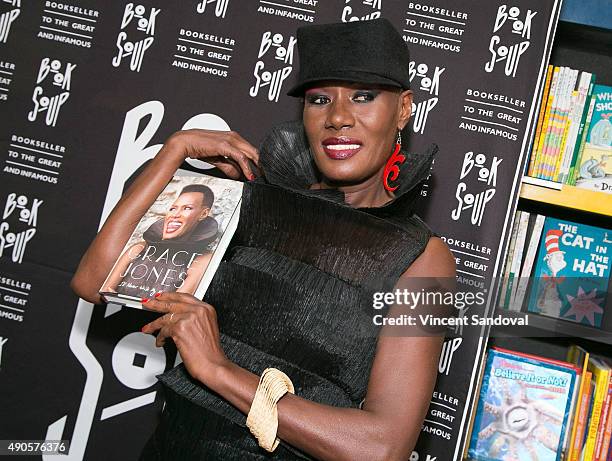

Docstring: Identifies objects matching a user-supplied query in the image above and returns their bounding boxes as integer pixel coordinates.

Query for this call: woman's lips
[322,137,363,160]
[165,220,182,234]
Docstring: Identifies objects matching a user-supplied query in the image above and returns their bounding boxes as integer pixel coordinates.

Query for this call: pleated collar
[257,120,438,220]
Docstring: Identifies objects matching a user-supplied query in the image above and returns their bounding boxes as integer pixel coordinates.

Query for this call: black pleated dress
[139,121,438,460]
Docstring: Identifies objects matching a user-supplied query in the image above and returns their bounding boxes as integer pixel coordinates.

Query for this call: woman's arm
[70,130,259,305]
[142,236,456,461]
[100,241,146,292]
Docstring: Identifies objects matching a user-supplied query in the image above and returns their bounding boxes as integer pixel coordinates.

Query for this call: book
[560,72,592,184]
[534,66,561,179]
[500,212,522,309]
[528,65,554,177]
[507,211,530,311]
[593,358,612,461]
[468,347,578,461]
[511,213,546,311]
[567,345,591,461]
[526,217,611,328]
[583,358,611,461]
[575,84,612,194]
[99,174,243,308]
[569,78,596,185]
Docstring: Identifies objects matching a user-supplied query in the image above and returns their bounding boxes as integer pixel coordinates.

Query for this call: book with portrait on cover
[99,173,243,308]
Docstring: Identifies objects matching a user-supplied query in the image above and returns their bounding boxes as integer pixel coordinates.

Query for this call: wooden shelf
[493,308,612,346]
[519,182,612,216]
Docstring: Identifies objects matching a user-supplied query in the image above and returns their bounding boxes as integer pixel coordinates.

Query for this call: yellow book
[567,345,590,461]
[535,66,560,177]
[584,357,611,461]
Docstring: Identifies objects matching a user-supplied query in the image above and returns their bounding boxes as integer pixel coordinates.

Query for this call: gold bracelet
[246,368,295,452]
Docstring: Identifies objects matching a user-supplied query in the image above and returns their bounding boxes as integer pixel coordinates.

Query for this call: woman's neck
[311,168,395,208]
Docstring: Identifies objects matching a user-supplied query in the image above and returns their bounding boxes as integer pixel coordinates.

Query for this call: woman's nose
[325,99,355,130]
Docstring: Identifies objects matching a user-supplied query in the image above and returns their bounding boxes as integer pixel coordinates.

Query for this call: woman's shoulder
[402,236,456,279]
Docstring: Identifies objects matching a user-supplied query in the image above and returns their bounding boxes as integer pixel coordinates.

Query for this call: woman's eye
[353,91,376,102]
[306,95,330,105]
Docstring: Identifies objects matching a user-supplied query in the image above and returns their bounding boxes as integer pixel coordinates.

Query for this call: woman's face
[302,82,412,186]
[162,191,209,240]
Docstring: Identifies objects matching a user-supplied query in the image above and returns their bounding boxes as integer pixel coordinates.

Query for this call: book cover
[575,84,612,194]
[99,174,243,308]
[500,212,521,309]
[526,217,610,328]
[468,348,578,461]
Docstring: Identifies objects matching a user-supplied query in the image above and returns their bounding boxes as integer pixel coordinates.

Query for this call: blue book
[468,348,578,461]
[526,217,610,327]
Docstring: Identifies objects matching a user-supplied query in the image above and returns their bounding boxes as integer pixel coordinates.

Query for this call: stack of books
[498,212,610,328]
[467,346,612,461]
[525,65,611,194]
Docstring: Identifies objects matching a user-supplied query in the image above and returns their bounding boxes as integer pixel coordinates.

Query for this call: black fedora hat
[287,18,411,97]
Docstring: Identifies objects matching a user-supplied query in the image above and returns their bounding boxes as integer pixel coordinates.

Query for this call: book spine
[571,92,596,185]
[535,66,560,178]
[512,214,545,310]
[528,65,554,177]
[569,77,596,185]
[571,372,594,461]
[594,378,612,461]
[584,365,611,461]
[562,72,590,184]
[508,211,530,311]
[551,68,575,181]
[552,67,576,180]
[541,66,566,179]
[564,372,582,457]
[500,212,521,308]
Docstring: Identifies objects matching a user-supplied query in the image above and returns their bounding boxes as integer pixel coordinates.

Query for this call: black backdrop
[0,1,560,460]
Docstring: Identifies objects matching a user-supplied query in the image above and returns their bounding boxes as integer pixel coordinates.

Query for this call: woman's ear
[397,89,413,130]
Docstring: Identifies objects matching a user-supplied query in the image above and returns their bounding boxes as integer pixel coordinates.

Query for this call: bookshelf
[464,6,612,460]
[520,182,612,216]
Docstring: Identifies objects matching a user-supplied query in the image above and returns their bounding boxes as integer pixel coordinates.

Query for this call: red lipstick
[322,137,363,160]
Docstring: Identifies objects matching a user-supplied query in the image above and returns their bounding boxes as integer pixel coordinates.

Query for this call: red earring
[383,131,406,192]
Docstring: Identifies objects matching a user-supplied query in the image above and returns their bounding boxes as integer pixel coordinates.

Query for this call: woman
[71,19,456,461]
[100,184,218,298]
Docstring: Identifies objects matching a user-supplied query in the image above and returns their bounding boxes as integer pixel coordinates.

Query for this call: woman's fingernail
[141,298,149,303]
[141,326,146,333]
[248,173,255,181]
[154,291,162,298]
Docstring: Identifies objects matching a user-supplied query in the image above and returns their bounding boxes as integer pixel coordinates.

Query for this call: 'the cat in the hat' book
[527,217,611,328]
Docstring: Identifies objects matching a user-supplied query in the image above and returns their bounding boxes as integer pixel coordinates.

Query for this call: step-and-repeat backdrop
[0,1,560,460]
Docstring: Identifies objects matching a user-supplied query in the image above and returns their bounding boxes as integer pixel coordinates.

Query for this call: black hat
[287,18,410,97]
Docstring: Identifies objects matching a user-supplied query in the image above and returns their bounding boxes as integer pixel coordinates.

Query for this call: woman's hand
[141,291,229,383]
[169,129,260,180]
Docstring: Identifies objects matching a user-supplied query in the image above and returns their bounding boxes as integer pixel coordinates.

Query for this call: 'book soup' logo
[249,31,296,103]
[0,0,20,43]
[485,5,537,78]
[112,3,161,72]
[196,0,229,18]
[0,192,43,264]
[409,60,445,135]
[28,58,75,127]
[341,0,382,22]
[451,151,502,226]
